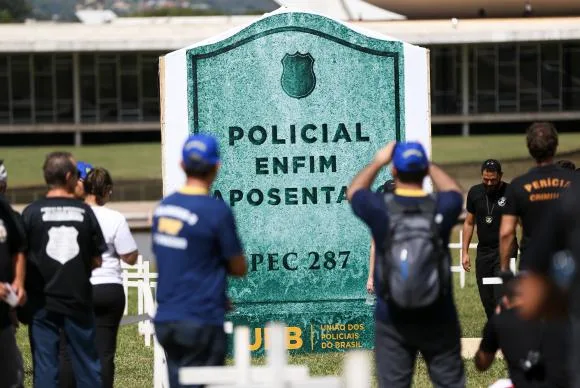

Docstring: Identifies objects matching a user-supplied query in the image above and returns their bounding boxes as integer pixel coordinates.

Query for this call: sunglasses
[482,160,501,172]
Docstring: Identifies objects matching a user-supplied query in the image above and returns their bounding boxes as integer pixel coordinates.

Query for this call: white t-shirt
[90,205,138,285]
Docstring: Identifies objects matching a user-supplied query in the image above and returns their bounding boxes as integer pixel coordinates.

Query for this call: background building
[1,15,579,144]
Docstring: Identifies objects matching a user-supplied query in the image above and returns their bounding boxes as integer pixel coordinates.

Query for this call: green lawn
[3,133,580,187]
[0,144,162,187]
[432,133,580,164]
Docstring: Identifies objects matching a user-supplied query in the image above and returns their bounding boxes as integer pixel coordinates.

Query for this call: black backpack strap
[383,192,402,214]
[416,194,437,215]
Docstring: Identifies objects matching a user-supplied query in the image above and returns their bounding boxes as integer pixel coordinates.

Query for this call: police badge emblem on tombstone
[281,52,316,99]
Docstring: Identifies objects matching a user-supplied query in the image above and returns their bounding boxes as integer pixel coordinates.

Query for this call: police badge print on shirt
[46,226,80,265]
[22,198,106,320]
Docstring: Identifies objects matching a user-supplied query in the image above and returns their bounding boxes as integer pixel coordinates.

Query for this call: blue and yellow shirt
[152,186,243,325]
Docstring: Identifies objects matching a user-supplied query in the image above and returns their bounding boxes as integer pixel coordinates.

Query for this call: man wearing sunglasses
[463,159,517,318]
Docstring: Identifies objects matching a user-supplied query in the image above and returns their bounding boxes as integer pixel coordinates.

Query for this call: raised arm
[429,163,462,194]
[367,239,376,293]
[347,142,396,201]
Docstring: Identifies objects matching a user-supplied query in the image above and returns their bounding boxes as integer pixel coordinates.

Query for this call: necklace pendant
[485,216,493,224]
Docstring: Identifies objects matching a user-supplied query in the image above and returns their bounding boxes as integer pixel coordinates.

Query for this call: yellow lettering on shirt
[522,177,571,196]
[158,217,184,236]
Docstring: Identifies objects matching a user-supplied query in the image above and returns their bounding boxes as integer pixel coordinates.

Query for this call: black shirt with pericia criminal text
[22,197,106,322]
[466,182,515,255]
[503,165,574,262]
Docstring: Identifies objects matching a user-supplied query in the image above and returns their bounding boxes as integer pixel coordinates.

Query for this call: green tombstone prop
[161,9,430,355]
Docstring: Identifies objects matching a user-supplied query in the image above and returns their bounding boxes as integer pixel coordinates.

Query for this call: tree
[126,8,225,17]
[30,0,78,21]
[0,0,32,22]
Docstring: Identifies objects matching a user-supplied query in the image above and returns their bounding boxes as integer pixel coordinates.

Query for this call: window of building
[497,45,518,112]
[563,43,580,111]
[34,54,55,123]
[431,47,461,115]
[81,54,98,122]
[10,55,32,123]
[55,54,74,122]
[474,46,497,113]
[519,45,540,112]
[0,56,9,124]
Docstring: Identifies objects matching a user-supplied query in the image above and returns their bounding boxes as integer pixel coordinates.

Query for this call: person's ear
[180,161,186,171]
[392,166,398,178]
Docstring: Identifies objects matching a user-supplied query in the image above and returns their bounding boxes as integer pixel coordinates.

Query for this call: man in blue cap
[152,133,247,388]
[347,141,465,388]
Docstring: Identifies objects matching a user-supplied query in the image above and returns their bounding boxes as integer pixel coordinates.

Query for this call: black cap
[481,159,502,173]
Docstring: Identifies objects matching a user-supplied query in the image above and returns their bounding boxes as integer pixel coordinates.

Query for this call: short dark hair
[526,122,558,163]
[43,152,76,188]
[481,159,502,174]
[85,167,113,200]
[556,160,576,170]
[183,162,216,179]
[397,169,428,185]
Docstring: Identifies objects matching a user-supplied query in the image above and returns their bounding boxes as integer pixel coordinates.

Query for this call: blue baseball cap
[182,133,220,167]
[393,142,429,173]
[76,161,93,180]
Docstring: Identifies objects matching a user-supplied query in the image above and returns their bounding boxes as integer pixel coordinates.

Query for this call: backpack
[379,193,450,309]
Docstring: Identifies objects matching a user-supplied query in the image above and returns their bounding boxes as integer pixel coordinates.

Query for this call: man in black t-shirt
[463,159,517,318]
[500,122,574,272]
[475,278,569,388]
[22,152,106,388]
[519,176,580,388]
[0,195,27,387]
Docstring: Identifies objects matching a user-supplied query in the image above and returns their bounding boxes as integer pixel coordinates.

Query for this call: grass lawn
[3,133,580,187]
[431,133,580,164]
[0,144,162,187]
[14,230,506,387]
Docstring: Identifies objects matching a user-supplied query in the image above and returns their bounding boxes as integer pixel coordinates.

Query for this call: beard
[484,184,500,195]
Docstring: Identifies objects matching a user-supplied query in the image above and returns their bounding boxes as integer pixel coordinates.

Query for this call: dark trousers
[94,284,126,388]
[155,321,227,388]
[0,323,23,388]
[572,317,580,388]
[60,284,126,388]
[29,308,101,388]
[476,252,502,319]
[59,331,75,388]
[374,319,465,388]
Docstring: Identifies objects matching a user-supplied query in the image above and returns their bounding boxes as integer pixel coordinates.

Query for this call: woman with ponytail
[85,167,139,388]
